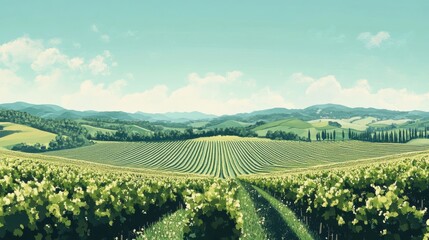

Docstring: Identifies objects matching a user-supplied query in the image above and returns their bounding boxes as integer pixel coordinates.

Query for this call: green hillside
[252,118,314,137]
[82,124,117,136]
[125,124,153,134]
[0,122,56,149]
[208,120,252,129]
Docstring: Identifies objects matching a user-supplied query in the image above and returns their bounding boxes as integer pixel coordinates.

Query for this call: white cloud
[125,30,137,38]
[358,31,391,48]
[88,53,110,75]
[49,38,62,45]
[291,72,314,84]
[101,34,110,42]
[62,80,127,111]
[34,69,62,89]
[302,74,429,111]
[0,69,23,101]
[62,71,294,115]
[31,48,68,71]
[188,71,242,85]
[68,57,84,70]
[0,68,22,86]
[0,36,44,69]
[305,75,342,96]
[91,24,111,43]
[91,24,99,33]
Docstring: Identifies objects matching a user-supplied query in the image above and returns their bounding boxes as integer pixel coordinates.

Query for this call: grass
[253,118,313,131]
[351,116,377,125]
[44,136,429,178]
[406,138,429,145]
[241,182,315,240]
[188,121,209,128]
[253,118,317,138]
[308,118,367,131]
[136,209,187,240]
[126,124,153,134]
[370,119,411,126]
[208,120,252,129]
[236,183,267,240]
[0,122,56,149]
[82,124,116,136]
[251,185,315,240]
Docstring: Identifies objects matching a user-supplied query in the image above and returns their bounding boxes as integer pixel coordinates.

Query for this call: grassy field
[208,120,252,129]
[0,122,56,149]
[82,124,117,136]
[126,124,153,134]
[188,121,209,128]
[253,118,316,137]
[44,136,429,178]
[308,118,367,131]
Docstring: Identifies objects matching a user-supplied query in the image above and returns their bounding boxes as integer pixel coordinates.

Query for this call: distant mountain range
[0,102,217,122]
[1,102,429,123]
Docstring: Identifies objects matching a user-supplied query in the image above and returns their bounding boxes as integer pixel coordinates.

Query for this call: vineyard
[0,152,244,239]
[242,153,429,239]
[45,136,429,178]
[2,145,429,239]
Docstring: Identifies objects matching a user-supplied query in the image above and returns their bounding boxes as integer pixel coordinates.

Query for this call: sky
[1,1,428,115]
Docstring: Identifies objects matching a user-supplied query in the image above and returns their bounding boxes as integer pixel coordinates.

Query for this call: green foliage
[244,156,429,239]
[89,126,258,142]
[183,180,243,239]
[0,110,91,152]
[328,121,342,128]
[0,157,244,239]
[0,110,88,138]
[265,130,301,141]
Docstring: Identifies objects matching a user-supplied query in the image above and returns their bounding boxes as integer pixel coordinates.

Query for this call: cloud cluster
[1,35,427,115]
[295,74,429,111]
[0,36,118,104]
[62,71,293,115]
[358,31,391,48]
[88,51,115,75]
[91,24,110,43]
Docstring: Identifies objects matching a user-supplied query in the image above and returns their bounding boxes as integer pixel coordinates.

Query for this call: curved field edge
[249,149,429,177]
[42,137,429,178]
[0,148,203,178]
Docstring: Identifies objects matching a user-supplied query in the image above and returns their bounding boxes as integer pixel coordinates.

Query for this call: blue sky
[1,1,428,115]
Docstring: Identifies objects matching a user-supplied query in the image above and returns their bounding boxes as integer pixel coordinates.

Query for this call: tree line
[265,130,306,141]
[82,118,164,132]
[88,127,258,142]
[314,129,343,141]
[0,110,92,152]
[308,127,429,143]
[349,127,429,143]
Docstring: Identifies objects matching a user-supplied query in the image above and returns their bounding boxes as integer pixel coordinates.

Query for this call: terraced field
[45,136,429,178]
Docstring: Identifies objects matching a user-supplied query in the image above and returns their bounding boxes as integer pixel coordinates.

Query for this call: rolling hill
[0,122,56,149]
[3,101,429,125]
[208,120,252,129]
